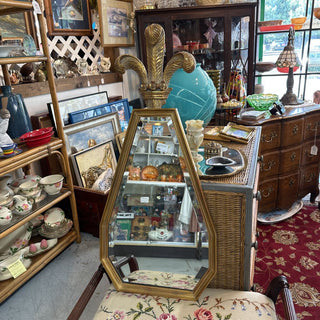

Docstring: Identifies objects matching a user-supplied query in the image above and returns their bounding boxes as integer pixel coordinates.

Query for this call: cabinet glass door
[172,15,250,94]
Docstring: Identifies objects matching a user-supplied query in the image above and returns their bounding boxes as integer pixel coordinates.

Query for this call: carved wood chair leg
[67,264,106,320]
[265,275,297,320]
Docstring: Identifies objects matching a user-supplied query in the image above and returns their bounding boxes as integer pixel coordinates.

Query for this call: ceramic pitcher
[12,195,32,214]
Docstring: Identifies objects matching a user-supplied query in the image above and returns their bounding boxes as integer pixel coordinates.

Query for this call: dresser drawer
[301,140,320,166]
[281,118,304,147]
[259,150,280,179]
[258,178,278,213]
[279,145,301,174]
[260,122,281,151]
[304,112,320,140]
[277,173,299,210]
[299,164,320,197]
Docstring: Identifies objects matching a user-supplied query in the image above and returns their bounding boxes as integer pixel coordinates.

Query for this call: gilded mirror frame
[100,108,217,300]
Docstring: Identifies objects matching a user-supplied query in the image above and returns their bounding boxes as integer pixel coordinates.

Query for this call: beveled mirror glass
[100,108,216,300]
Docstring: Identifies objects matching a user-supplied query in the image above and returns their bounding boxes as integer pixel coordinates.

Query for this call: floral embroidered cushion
[93,284,277,320]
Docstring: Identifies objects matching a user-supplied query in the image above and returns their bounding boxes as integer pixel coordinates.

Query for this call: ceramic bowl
[0,195,13,208]
[10,175,42,193]
[255,62,275,73]
[258,20,283,27]
[0,189,10,202]
[19,180,39,196]
[291,17,307,25]
[39,174,64,195]
[43,207,65,228]
[314,8,320,20]
[0,206,12,225]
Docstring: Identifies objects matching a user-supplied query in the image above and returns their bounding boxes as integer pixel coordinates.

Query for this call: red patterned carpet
[254,205,320,319]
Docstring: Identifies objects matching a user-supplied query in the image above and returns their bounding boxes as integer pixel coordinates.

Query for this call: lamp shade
[276,27,301,73]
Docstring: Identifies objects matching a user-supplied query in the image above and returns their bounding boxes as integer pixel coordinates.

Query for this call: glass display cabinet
[100,108,217,300]
[135,3,257,95]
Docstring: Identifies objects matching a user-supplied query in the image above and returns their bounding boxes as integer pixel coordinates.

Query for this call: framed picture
[47,91,109,128]
[43,0,92,36]
[71,140,117,188]
[98,0,134,47]
[64,112,121,154]
[108,99,131,131]
[115,131,126,152]
[152,125,163,136]
[219,122,255,144]
[0,11,38,48]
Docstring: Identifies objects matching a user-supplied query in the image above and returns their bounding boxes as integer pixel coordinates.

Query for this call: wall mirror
[100,108,217,300]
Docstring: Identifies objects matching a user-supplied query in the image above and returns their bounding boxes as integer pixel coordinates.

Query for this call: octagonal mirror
[100,108,217,300]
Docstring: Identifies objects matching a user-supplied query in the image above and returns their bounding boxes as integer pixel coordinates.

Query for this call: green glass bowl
[246,94,279,111]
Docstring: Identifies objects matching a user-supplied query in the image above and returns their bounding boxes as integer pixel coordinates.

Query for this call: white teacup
[19,181,39,196]
[0,206,12,225]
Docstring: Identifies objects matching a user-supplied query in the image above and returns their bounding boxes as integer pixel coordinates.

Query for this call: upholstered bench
[93,284,277,320]
[67,256,297,320]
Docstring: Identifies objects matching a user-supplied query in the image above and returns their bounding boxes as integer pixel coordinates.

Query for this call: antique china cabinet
[135,3,257,95]
[0,0,80,302]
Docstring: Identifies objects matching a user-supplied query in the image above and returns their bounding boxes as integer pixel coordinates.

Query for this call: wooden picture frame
[43,0,92,36]
[219,122,255,144]
[64,112,121,154]
[47,91,109,128]
[115,130,126,152]
[98,0,134,47]
[107,99,131,131]
[71,140,117,188]
[0,11,38,48]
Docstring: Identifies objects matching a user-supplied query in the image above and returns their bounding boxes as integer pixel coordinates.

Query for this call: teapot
[12,195,32,215]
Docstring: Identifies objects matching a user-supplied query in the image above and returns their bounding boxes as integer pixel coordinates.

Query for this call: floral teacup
[12,195,33,215]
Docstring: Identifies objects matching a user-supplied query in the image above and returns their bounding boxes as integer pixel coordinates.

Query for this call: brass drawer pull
[261,160,275,171]
[288,178,296,187]
[261,131,277,143]
[290,152,296,161]
[261,187,273,198]
[292,125,299,135]
[304,173,316,183]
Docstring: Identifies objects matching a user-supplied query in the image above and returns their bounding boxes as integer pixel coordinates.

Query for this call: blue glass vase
[0,86,32,139]
[163,63,217,128]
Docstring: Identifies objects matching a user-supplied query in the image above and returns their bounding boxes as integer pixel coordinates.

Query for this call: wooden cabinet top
[237,104,320,126]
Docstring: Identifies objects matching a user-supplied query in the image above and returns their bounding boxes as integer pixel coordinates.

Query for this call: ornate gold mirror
[100,108,217,300]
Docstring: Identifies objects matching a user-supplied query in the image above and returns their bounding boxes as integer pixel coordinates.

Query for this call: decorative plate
[23,35,37,56]
[24,238,58,258]
[39,219,73,239]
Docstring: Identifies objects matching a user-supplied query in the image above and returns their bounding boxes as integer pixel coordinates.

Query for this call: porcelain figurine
[100,57,111,73]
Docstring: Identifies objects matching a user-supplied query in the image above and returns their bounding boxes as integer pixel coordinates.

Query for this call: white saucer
[39,219,73,239]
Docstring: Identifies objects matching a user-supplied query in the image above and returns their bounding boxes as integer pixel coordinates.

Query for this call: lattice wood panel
[47,28,104,66]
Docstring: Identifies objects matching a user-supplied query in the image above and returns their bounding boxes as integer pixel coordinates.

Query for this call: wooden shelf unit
[0,0,80,303]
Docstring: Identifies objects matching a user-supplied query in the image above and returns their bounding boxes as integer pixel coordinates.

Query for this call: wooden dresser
[237,104,320,213]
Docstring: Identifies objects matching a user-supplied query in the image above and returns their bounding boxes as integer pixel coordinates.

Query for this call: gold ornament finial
[114,24,196,109]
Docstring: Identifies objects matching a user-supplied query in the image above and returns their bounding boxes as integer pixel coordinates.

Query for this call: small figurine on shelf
[0,107,14,147]
[100,57,111,73]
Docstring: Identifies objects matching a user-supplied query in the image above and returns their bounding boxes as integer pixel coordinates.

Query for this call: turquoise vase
[163,63,217,128]
[0,86,32,139]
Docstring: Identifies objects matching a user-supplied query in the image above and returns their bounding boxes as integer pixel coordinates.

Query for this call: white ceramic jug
[13,195,32,214]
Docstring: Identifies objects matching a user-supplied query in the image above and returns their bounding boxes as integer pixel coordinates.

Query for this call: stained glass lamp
[275,27,303,105]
